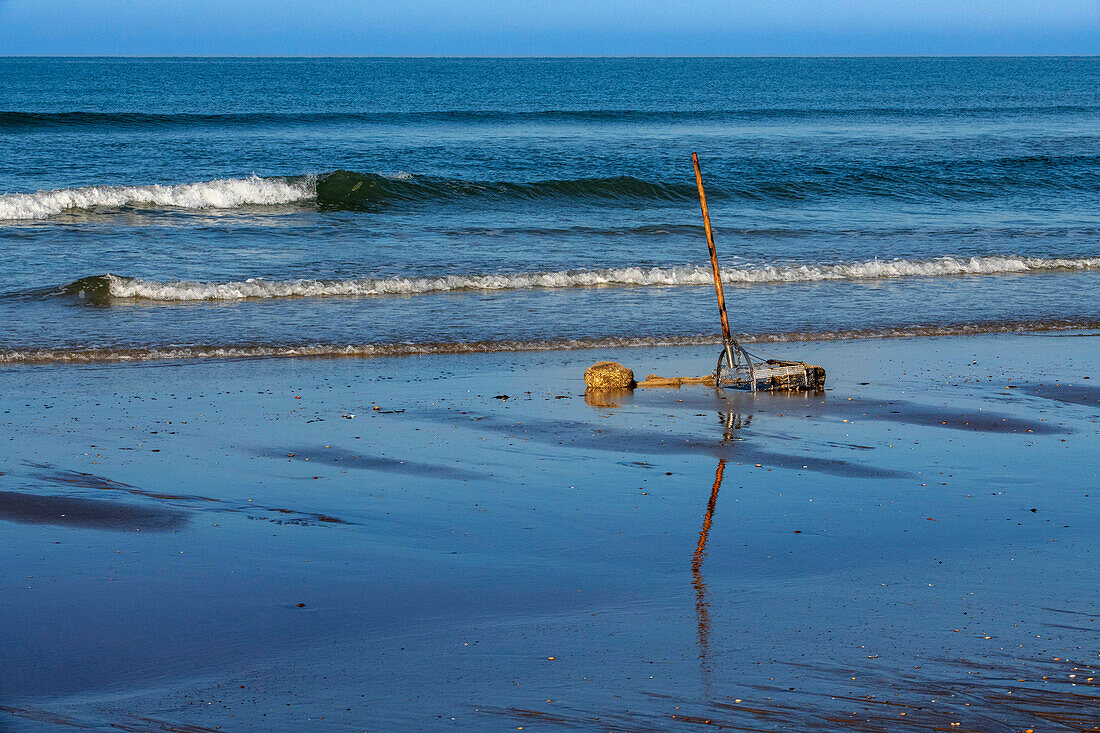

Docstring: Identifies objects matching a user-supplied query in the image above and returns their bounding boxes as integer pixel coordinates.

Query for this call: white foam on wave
[0,175,314,220]
[92,255,1100,301]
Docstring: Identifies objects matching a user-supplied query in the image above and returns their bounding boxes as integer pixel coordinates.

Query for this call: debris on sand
[585,361,825,392]
[583,361,636,390]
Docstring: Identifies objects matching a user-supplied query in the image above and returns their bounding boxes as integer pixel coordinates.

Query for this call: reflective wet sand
[0,332,1096,730]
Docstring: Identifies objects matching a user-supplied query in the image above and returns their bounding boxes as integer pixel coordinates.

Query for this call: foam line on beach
[55,256,1100,302]
[3,320,1096,364]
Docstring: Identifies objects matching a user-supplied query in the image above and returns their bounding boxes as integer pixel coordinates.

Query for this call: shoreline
[2,319,1098,365]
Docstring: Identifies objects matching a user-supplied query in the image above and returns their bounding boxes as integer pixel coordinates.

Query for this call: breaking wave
[1,320,1096,365]
[0,170,698,220]
[54,256,1100,304]
[6,158,1100,220]
[0,175,314,220]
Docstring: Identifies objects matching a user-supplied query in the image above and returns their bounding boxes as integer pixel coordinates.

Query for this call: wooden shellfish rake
[692,153,825,392]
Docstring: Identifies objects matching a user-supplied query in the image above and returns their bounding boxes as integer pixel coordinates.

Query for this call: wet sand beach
[1,332,1097,731]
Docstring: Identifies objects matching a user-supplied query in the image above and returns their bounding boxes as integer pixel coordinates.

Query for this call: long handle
[692,153,732,344]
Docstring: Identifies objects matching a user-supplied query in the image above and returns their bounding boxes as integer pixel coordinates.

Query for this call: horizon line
[2,54,1099,59]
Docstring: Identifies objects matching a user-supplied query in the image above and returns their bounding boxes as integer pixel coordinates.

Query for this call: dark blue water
[2,58,1099,362]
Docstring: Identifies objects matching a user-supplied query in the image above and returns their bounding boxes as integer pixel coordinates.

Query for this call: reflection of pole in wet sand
[692,458,725,691]
[719,411,750,442]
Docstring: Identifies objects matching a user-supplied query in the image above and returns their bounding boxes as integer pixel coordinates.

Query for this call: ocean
[2,57,1099,363]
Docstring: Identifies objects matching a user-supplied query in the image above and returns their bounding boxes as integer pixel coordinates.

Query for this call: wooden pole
[692,153,732,344]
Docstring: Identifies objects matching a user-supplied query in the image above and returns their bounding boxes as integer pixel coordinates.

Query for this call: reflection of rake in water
[693,153,826,392]
[719,411,751,441]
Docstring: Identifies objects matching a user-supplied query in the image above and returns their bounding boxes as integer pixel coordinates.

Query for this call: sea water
[1,57,1098,362]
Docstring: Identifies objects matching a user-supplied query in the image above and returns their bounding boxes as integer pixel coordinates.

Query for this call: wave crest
[56,256,1100,304]
[0,170,699,220]
[312,170,695,209]
[7,157,1100,221]
[0,175,314,220]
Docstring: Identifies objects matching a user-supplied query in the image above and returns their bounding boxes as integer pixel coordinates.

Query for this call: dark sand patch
[821,396,1070,434]
[1017,382,1100,408]
[248,505,347,525]
[24,462,218,503]
[0,706,90,730]
[19,462,349,527]
[275,445,489,481]
[0,491,186,531]
[433,409,908,479]
[0,705,223,732]
[477,654,1100,732]
[637,390,1068,435]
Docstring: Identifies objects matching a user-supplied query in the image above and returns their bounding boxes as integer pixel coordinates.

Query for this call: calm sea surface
[1,57,1098,362]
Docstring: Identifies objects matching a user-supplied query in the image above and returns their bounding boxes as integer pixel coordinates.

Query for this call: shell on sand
[584,361,636,390]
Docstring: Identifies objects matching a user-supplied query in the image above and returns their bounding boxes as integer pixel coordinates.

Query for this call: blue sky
[2,0,1098,56]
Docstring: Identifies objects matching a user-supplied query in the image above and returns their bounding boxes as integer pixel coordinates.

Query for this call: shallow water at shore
[1,332,1097,730]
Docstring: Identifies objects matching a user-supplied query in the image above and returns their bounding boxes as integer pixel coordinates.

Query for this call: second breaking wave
[50,256,1100,303]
